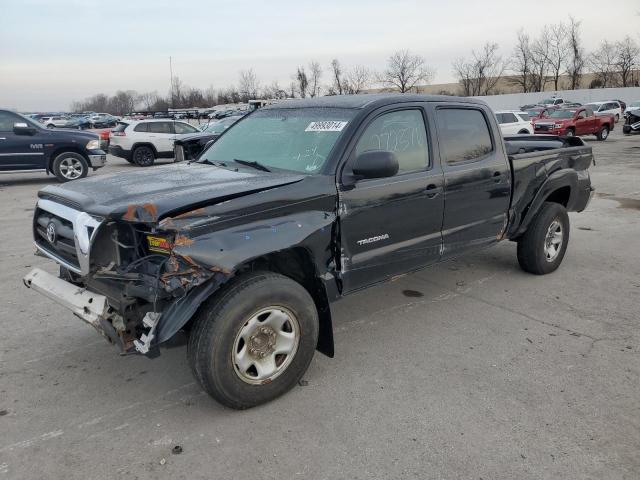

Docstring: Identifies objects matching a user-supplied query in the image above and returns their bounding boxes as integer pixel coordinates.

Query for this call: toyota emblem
[46,222,57,244]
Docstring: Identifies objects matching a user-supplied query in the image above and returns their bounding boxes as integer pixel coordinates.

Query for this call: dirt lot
[0,130,638,479]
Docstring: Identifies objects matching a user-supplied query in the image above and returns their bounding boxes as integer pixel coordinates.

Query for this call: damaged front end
[24,199,230,357]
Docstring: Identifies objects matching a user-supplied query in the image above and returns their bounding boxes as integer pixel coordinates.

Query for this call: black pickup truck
[23,94,594,409]
[0,109,106,181]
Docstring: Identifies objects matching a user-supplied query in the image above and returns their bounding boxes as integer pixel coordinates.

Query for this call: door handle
[425,184,442,198]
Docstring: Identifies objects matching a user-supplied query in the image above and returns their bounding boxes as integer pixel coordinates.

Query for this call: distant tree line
[70,15,640,114]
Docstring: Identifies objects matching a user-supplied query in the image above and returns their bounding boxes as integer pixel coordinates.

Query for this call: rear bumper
[108,145,131,159]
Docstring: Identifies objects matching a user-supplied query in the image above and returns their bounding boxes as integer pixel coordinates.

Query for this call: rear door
[338,105,445,292]
[0,111,46,171]
[147,121,174,154]
[432,104,511,258]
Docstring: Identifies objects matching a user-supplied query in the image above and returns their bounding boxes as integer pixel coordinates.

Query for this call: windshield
[540,98,555,105]
[629,101,640,108]
[549,110,576,119]
[527,110,542,116]
[199,107,356,173]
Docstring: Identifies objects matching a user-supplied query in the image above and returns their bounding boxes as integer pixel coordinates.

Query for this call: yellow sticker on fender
[147,235,172,253]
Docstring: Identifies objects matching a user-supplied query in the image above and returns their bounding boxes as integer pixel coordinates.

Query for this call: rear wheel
[517,202,570,275]
[517,129,530,134]
[615,113,620,123]
[52,152,89,182]
[47,124,55,129]
[187,272,319,409]
[132,145,155,166]
[596,125,609,141]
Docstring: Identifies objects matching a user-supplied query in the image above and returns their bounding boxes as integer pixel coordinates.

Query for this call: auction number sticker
[305,121,348,132]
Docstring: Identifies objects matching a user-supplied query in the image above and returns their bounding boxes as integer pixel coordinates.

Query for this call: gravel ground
[0,129,638,479]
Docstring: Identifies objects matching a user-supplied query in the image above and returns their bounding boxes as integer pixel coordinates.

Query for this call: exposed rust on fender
[123,203,159,223]
[172,207,206,220]
[174,234,195,247]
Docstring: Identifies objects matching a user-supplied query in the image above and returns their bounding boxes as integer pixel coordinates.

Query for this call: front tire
[563,128,575,137]
[517,202,570,275]
[51,152,89,182]
[188,272,319,409]
[132,145,155,166]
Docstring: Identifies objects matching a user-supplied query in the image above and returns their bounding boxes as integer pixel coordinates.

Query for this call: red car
[533,107,614,140]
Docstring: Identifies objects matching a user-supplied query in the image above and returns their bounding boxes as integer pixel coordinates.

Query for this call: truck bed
[503,135,594,239]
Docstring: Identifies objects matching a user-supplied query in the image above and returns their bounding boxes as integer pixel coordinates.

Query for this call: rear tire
[132,145,155,166]
[517,202,570,275]
[187,272,319,409]
[51,152,89,182]
[596,125,609,141]
[615,113,620,123]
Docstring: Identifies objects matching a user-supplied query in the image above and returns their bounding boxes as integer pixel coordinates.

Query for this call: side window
[556,99,563,105]
[148,122,172,134]
[0,111,24,131]
[174,122,198,134]
[436,108,493,165]
[133,122,149,132]
[517,113,530,122]
[577,111,587,119]
[355,109,429,174]
[585,108,594,116]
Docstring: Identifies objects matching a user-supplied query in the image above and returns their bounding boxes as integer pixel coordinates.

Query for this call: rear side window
[355,109,429,173]
[517,113,530,121]
[133,123,149,132]
[436,108,493,165]
[112,122,129,132]
[496,113,517,124]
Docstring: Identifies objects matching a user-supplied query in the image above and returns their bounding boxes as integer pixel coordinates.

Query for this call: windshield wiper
[233,158,271,172]
[193,158,227,167]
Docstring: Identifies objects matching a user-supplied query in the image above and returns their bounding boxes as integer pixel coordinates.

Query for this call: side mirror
[352,150,399,179]
[13,122,36,136]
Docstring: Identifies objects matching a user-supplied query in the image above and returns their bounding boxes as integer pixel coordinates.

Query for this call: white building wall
[472,87,640,111]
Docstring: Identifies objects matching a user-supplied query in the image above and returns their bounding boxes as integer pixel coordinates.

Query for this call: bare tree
[203,86,218,107]
[452,43,505,96]
[308,61,323,97]
[344,65,371,94]
[565,16,585,90]
[589,40,619,88]
[330,59,344,95]
[296,66,309,98]
[615,36,640,87]
[238,69,260,101]
[109,90,139,115]
[380,50,434,93]
[530,27,551,92]
[139,91,159,111]
[510,30,535,92]
[170,76,185,108]
[262,81,288,99]
[546,22,568,90]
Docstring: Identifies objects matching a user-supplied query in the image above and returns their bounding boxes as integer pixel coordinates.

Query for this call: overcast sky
[1,0,639,111]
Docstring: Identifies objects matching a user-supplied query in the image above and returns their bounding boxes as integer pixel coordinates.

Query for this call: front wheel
[51,152,89,182]
[187,272,319,409]
[596,125,609,141]
[563,128,574,137]
[517,202,570,275]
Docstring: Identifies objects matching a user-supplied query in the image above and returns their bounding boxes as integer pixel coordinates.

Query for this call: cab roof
[264,93,487,111]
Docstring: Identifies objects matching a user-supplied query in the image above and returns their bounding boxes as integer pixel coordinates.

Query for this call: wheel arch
[512,171,577,238]
[47,146,90,171]
[131,142,159,156]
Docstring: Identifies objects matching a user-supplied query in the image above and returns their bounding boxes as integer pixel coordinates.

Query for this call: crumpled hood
[38,162,305,222]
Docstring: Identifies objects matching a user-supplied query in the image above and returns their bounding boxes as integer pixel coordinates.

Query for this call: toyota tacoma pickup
[533,106,614,140]
[0,109,106,181]
[23,94,594,409]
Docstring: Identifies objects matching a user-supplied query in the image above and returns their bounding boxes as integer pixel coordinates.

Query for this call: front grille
[35,208,80,270]
[32,199,102,275]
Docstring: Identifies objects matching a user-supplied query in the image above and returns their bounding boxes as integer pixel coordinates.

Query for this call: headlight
[86,139,100,150]
[554,124,563,129]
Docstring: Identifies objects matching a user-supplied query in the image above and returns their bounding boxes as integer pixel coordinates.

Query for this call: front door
[574,110,590,135]
[432,105,511,259]
[338,107,444,293]
[0,112,46,171]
